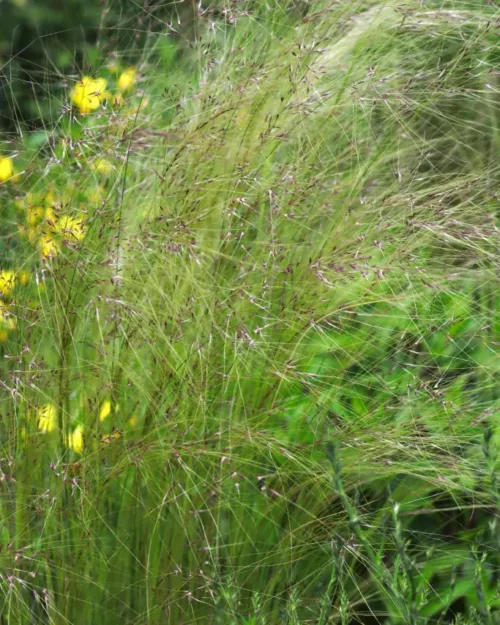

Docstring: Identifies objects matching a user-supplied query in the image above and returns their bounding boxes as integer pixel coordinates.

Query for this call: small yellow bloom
[0,270,15,296]
[71,76,109,114]
[37,404,57,433]
[39,234,59,259]
[56,215,86,241]
[118,68,136,92]
[0,156,15,182]
[99,400,111,422]
[99,399,120,422]
[68,425,84,454]
[128,415,138,428]
[92,158,113,175]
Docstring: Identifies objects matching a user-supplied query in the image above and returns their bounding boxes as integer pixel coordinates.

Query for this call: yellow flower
[0,156,15,182]
[92,158,113,175]
[0,270,15,296]
[71,76,109,114]
[128,415,138,428]
[99,399,120,422]
[37,404,57,433]
[118,68,136,92]
[55,215,86,241]
[39,234,59,259]
[68,425,84,454]
[99,400,111,422]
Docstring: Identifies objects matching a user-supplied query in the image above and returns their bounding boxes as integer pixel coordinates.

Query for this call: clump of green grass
[1,1,500,623]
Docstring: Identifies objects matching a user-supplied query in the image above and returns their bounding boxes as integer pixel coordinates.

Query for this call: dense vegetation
[1,1,500,623]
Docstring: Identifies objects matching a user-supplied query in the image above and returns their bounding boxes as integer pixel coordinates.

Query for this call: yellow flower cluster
[70,68,136,115]
[29,396,139,455]
[17,191,87,259]
[32,398,136,454]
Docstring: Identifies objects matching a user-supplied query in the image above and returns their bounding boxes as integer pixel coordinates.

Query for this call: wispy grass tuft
[1,1,500,623]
